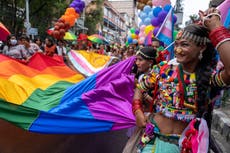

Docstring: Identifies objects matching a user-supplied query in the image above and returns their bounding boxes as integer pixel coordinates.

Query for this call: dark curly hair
[184,24,217,128]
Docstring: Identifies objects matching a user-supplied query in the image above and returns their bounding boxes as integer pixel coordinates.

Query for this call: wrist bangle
[216,38,230,50]
[209,26,230,50]
[132,99,143,114]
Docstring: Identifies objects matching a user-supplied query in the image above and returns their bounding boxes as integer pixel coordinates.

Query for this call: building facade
[103,1,126,43]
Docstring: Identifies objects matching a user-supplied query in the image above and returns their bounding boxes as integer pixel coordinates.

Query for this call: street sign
[28,28,38,35]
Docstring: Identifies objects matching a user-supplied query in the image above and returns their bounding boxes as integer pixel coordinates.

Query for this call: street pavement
[211,92,230,153]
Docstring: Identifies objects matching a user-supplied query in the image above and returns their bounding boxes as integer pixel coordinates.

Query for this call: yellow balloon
[144,25,155,35]
[131,33,137,39]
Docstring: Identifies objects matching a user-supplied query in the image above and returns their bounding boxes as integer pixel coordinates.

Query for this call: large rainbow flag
[0,53,136,134]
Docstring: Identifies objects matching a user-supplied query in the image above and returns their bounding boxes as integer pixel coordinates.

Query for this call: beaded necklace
[178,64,197,110]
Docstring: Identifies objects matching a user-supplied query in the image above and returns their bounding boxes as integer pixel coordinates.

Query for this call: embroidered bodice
[138,61,197,122]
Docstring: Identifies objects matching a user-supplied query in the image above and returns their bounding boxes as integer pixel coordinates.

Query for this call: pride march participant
[123,7,230,153]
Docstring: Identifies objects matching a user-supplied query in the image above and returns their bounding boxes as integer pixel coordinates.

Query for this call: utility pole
[25,0,31,36]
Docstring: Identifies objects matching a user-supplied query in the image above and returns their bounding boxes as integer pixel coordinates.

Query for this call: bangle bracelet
[132,99,143,114]
[216,38,230,50]
[209,26,230,49]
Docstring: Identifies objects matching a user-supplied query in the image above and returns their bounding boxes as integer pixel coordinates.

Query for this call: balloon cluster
[126,28,139,45]
[51,0,85,40]
[137,4,177,44]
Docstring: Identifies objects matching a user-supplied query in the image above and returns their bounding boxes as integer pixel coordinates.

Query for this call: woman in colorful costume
[123,8,230,153]
[134,47,157,112]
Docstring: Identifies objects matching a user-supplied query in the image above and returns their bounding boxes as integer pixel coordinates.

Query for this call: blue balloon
[132,39,138,44]
[163,4,172,12]
[127,36,133,44]
[148,11,154,19]
[144,17,151,25]
[143,5,152,13]
[153,7,162,17]
[139,12,148,21]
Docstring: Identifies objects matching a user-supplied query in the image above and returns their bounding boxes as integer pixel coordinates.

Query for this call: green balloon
[130,28,135,34]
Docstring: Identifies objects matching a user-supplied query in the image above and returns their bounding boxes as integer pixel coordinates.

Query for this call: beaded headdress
[136,47,156,60]
[176,30,210,45]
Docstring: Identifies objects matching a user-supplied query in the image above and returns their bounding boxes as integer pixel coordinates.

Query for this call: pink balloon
[139,32,146,37]
[152,0,171,7]
[139,37,145,44]
[217,0,230,24]
[140,25,146,32]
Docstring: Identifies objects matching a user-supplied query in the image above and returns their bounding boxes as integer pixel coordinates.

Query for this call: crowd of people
[0,34,142,62]
[0,6,229,153]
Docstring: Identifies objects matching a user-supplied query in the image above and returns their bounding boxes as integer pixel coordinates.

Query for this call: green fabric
[23,81,74,111]
[142,137,180,153]
[0,98,39,130]
[0,81,74,130]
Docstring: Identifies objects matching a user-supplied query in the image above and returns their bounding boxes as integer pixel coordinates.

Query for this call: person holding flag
[123,7,230,153]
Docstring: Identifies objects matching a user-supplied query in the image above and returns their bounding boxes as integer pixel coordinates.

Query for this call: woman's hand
[199,8,222,31]
[135,109,147,128]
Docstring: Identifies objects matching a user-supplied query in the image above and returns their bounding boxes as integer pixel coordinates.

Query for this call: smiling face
[174,38,204,66]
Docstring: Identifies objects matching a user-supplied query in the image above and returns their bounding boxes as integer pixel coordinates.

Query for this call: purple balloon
[173,15,177,24]
[72,1,80,7]
[69,3,75,7]
[158,10,168,23]
[81,1,85,8]
[135,29,140,35]
[74,7,81,14]
[153,27,160,36]
[151,17,160,27]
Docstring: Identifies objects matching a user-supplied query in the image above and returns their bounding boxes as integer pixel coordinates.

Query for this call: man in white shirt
[56,40,67,56]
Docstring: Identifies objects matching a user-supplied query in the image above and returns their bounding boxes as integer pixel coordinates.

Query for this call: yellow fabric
[0,74,84,105]
[76,50,111,68]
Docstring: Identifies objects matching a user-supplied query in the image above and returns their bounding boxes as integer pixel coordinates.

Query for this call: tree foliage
[0,0,68,39]
[84,0,103,35]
